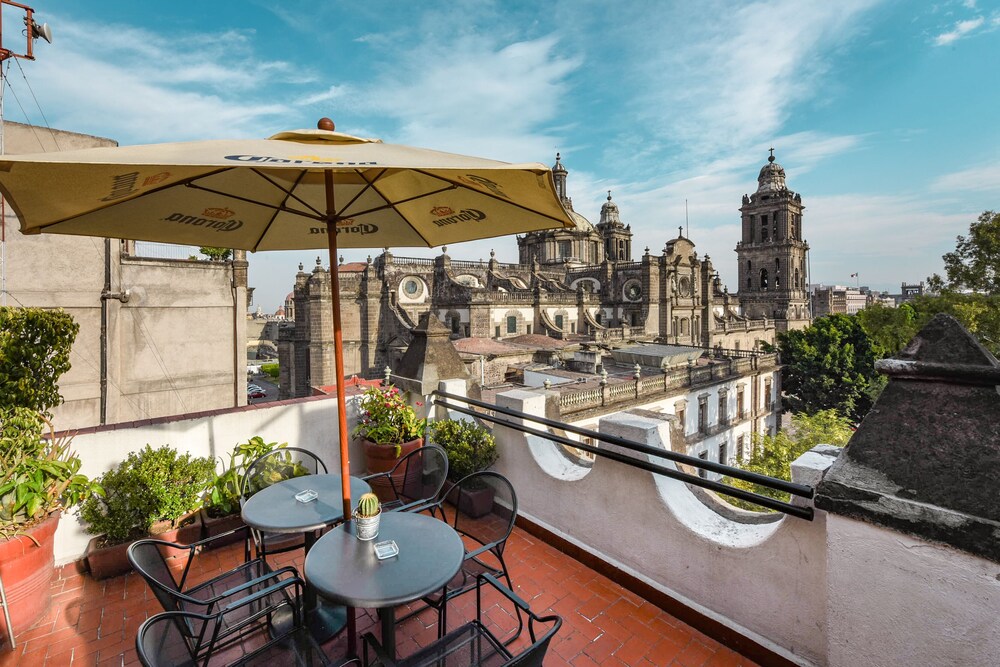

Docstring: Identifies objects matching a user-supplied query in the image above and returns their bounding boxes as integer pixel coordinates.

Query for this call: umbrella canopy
[0,120,575,525]
[0,127,573,250]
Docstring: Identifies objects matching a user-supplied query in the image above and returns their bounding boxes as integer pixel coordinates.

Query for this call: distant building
[278,153,810,398]
[811,284,867,317]
[1,122,249,429]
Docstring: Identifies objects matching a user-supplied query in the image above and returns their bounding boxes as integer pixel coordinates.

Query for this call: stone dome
[757,152,787,193]
[570,210,596,233]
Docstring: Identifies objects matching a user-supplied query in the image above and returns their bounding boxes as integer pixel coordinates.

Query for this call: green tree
[0,307,79,414]
[778,314,883,422]
[857,302,919,356]
[928,210,1000,293]
[199,246,232,261]
[724,410,853,511]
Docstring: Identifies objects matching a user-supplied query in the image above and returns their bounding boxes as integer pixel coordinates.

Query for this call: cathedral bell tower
[736,150,811,332]
[596,191,632,262]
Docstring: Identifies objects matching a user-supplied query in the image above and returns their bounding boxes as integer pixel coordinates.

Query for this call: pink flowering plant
[352,385,426,451]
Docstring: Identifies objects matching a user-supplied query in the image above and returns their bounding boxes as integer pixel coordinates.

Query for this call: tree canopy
[777,314,884,423]
[724,410,853,510]
[928,210,999,293]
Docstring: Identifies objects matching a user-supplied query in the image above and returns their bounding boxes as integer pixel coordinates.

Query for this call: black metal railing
[432,391,814,520]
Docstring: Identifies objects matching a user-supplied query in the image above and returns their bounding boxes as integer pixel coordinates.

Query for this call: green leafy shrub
[81,445,214,545]
[0,408,102,540]
[430,419,497,481]
[204,436,288,517]
[199,246,232,261]
[261,363,279,379]
[0,307,79,414]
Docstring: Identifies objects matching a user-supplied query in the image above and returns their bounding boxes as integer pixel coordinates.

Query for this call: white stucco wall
[825,515,1000,667]
[55,395,360,565]
[493,389,827,666]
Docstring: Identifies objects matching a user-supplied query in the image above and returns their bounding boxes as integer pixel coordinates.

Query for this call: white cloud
[616,1,880,166]
[933,16,985,45]
[18,16,308,144]
[930,162,1000,193]
[347,34,581,162]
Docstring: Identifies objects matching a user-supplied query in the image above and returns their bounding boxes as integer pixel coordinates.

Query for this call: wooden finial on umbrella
[318,117,336,131]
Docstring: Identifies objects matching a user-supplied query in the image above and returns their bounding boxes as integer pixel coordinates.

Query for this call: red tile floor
[0,526,756,666]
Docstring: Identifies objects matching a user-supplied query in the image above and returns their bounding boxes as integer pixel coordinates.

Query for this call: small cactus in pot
[354,492,382,541]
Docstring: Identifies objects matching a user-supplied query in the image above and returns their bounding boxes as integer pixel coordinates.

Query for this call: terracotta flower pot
[199,508,246,550]
[85,535,135,581]
[362,437,423,503]
[0,512,60,641]
[446,482,496,519]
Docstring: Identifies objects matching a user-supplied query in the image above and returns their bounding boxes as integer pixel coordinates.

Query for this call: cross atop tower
[768,147,775,163]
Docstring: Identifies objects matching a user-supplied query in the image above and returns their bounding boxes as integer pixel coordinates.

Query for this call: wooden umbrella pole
[324,166,358,656]
[323,172,353,521]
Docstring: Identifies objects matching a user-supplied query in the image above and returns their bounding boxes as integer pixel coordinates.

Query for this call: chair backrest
[445,471,517,554]
[504,612,562,667]
[240,446,327,502]
[136,611,203,667]
[387,444,449,509]
[128,540,183,614]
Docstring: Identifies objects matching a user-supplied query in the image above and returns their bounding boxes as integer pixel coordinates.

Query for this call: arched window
[760,268,769,290]
[794,268,800,290]
[774,258,781,288]
[680,318,689,335]
[747,276,752,289]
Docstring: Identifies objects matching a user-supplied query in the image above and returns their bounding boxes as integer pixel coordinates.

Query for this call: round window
[404,279,419,295]
[624,281,642,301]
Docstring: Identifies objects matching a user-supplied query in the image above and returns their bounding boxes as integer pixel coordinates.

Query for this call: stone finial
[815,314,1000,563]
[634,363,641,380]
[600,368,608,385]
[442,246,448,255]
[339,255,344,265]
[367,255,372,264]
[384,366,392,385]
[298,262,304,271]
[543,379,552,389]
[490,249,495,258]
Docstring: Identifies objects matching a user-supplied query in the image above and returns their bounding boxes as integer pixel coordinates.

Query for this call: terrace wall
[54,395,362,565]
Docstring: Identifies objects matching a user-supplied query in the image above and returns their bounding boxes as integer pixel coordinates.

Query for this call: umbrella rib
[248,168,325,218]
[354,170,445,248]
[26,167,239,233]
[184,182,325,222]
[340,183,458,218]
[250,169,311,252]
[411,168,572,226]
[333,168,388,219]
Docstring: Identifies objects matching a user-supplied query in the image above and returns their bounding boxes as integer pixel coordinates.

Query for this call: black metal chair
[416,471,519,641]
[363,574,562,667]
[128,526,298,655]
[360,444,449,513]
[240,447,327,560]
[136,576,360,666]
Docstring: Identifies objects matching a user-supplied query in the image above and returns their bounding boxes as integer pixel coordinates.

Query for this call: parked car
[248,389,266,399]
[247,384,264,393]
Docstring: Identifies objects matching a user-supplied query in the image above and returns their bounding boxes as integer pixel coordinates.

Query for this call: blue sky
[3,0,998,311]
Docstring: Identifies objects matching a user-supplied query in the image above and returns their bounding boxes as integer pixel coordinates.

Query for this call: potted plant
[353,492,382,541]
[0,306,95,639]
[0,409,101,639]
[80,445,214,579]
[353,384,426,500]
[430,419,498,518]
[201,436,287,547]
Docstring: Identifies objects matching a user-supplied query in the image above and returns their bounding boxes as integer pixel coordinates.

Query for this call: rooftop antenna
[0,1,52,306]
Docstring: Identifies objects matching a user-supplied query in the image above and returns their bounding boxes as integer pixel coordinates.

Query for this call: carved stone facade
[279,154,810,396]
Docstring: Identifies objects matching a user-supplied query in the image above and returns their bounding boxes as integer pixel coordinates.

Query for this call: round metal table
[241,473,371,639]
[304,511,465,659]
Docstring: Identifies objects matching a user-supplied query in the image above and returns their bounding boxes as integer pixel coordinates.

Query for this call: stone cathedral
[278,153,811,396]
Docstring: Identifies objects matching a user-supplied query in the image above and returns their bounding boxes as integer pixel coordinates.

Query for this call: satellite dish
[34,22,53,44]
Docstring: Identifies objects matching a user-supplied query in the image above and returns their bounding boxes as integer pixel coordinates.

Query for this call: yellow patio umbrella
[0,118,575,521]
